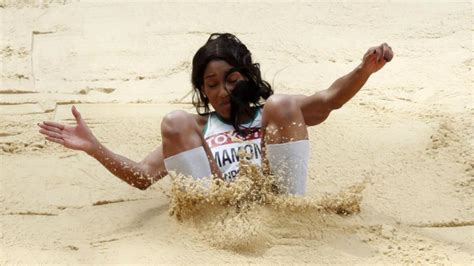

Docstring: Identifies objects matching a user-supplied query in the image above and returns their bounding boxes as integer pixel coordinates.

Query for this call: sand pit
[1,0,472,264]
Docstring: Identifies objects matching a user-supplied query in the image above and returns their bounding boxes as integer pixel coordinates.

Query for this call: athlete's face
[202,60,245,119]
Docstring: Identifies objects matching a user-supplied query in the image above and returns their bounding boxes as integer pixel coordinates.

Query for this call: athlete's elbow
[131,177,154,190]
[135,183,151,190]
[329,100,344,110]
[128,172,152,190]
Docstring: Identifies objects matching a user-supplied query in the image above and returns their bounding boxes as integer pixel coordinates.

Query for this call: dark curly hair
[191,33,273,123]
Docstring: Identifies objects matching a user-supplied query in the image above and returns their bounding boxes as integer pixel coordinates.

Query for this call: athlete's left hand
[361,43,393,74]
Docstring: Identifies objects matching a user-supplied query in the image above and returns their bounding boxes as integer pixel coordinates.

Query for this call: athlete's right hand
[38,106,99,154]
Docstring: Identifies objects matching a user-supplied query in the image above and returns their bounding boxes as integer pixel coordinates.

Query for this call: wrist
[356,63,373,77]
[85,139,101,157]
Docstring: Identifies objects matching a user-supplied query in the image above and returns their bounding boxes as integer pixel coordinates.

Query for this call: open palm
[38,106,98,154]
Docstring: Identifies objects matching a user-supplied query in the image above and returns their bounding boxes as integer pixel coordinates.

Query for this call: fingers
[38,123,62,134]
[71,105,83,124]
[381,44,386,62]
[42,121,65,130]
[364,47,375,59]
[45,136,65,145]
[383,43,393,62]
[364,43,393,65]
[39,128,63,139]
[375,45,383,62]
[37,122,65,145]
[38,122,64,139]
[370,43,393,63]
[377,43,393,63]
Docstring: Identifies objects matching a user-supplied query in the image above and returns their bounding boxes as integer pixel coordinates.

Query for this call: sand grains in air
[168,155,365,253]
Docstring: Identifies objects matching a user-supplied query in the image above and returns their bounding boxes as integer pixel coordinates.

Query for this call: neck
[215,107,257,125]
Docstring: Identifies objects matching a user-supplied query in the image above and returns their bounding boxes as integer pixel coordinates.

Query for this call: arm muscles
[296,65,371,127]
[294,92,332,126]
[89,144,167,190]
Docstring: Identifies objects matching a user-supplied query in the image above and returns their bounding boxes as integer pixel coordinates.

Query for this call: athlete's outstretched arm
[296,43,394,126]
[38,106,166,190]
[87,143,166,190]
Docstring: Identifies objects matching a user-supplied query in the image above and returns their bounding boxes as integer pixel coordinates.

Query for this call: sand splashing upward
[168,156,366,253]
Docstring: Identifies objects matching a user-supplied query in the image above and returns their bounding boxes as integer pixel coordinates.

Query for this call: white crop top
[203,108,263,181]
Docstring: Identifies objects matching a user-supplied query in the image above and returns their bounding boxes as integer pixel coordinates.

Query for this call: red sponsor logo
[206,127,262,148]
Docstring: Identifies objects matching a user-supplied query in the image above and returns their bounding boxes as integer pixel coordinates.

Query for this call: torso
[201,107,263,181]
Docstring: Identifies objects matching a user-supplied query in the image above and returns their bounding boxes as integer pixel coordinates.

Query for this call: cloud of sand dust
[167,155,367,253]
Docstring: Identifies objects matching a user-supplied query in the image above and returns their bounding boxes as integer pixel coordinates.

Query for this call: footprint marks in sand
[4,211,57,216]
[425,115,473,196]
[76,87,116,95]
[0,45,29,59]
[92,198,152,206]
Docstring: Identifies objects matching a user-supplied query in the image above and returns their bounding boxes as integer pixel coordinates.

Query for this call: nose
[217,84,230,99]
[218,83,231,99]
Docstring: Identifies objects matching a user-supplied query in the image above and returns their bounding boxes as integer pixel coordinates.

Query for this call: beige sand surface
[1,0,473,264]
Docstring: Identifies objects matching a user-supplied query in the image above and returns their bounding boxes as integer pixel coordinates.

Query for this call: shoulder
[162,110,210,131]
[264,93,303,103]
[263,93,304,109]
[192,113,210,129]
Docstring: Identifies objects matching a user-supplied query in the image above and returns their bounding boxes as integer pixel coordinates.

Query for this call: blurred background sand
[1,0,472,264]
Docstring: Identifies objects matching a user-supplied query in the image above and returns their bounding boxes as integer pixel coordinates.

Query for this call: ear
[201,86,207,99]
